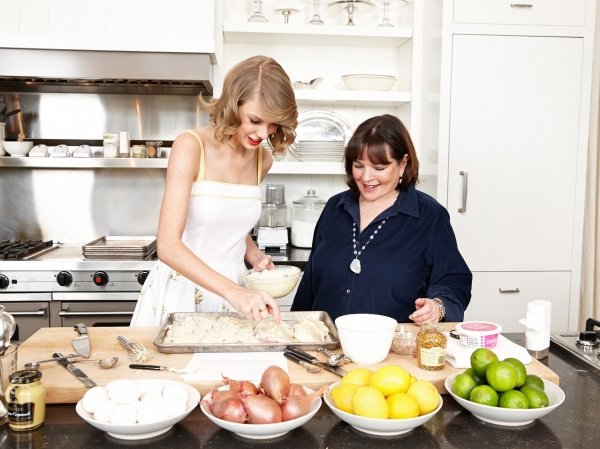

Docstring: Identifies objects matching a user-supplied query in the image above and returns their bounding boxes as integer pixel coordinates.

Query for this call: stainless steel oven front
[50,292,139,328]
[0,293,51,341]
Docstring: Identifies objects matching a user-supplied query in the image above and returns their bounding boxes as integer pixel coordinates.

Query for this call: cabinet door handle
[458,170,468,213]
[510,3,533,8]
[59,311,134,316]
[6,308,48,317]
[498,288,521,294]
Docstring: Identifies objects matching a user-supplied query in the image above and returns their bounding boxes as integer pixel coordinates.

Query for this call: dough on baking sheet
[292,318,331,343]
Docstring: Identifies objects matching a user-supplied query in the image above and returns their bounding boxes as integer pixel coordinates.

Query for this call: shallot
[212,396,248,423]
[202,389,239,414]
[260,365,291,404]
[280,394,319,421]
[288,383,307,396]
[241,394,282,424]
[222,375,259,395]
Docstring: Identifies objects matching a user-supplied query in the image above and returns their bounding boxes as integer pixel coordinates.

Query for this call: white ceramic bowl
[323,381,443,436]
[76,380,200,440]
[2,141,33,157]
[200,386,321,439]
[341,74,397,91]
[335,314,397,365]
[444,373,565,426]
[241,265,301,298]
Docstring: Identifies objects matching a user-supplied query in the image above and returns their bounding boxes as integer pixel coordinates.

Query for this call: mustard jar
[416,323,447,371]
[5,369,46,431]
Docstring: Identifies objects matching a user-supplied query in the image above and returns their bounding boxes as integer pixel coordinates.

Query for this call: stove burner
[0,240,54,260]
[576,331,599,349]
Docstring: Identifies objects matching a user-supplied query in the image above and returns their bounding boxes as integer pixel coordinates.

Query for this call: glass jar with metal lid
[416,323,447,371]
[5,369,46,431]
[291,189,326,248]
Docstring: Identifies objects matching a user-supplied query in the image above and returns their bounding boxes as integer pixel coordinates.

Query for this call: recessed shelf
[294,89,411,105]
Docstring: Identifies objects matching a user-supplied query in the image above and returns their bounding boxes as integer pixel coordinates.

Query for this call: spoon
[318,348,350,367]
[25,355,118,370]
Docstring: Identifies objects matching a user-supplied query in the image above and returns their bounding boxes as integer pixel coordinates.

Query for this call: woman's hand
[252,253,274,272]
[409,298,441,324]
[224,286,281,323]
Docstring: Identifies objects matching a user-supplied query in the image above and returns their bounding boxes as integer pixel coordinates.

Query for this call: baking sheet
[82,236,156,259]
[153,311,340,353]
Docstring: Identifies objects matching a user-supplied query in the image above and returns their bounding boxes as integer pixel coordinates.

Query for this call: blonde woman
[132,56,298,326]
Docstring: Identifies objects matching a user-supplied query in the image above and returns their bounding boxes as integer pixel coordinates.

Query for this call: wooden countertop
[16,326,560,404]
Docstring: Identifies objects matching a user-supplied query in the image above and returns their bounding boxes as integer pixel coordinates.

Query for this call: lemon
[410,375,417,385]
[369,365,411,397]
[341,368,373,387]
[406,380,440,415]
[330,383,359,414]
[387,392,420,419]
[351,386,388,419]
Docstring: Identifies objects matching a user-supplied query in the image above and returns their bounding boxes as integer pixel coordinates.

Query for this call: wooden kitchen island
[3,332,599,449]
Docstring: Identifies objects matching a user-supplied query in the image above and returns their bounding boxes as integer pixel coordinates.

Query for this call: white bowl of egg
[76,379,200,440]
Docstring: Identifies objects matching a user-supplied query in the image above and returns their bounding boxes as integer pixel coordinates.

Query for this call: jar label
[419,347,446,367]
[7,402,35,425]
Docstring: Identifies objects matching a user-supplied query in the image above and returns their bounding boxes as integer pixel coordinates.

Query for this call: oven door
[51,292,138,328]
[1,293,51,342]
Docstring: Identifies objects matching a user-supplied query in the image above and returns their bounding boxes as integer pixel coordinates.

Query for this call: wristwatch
[432,298,446,322]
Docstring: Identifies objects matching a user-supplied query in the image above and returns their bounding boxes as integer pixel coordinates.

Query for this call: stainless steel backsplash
[1,91,209,243]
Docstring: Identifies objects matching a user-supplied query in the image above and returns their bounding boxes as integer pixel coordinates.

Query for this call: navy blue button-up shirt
[291,184,472,323]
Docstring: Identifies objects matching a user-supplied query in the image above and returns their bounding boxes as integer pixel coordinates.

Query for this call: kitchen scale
[257,184,288,251]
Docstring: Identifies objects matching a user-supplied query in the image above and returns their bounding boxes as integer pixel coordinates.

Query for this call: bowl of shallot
[200,365,324,439]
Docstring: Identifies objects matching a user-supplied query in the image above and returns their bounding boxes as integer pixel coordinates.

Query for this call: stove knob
[578,331,598,343]
[137,271,149,286]
[0,274,9,290]
[93,271,109,286]
[56,271,73,287]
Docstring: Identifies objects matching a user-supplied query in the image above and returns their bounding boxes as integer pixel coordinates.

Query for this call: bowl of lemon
[323,365,443,436]
[445,348,565,426]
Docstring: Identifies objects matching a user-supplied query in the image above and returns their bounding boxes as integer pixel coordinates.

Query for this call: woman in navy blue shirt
[291,114,472,324]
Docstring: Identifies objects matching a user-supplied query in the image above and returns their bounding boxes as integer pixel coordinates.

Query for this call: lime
[352,386,389,418]
[522,374,545,391]
[503,358,527,388]
[499,390,529,409]
[470,348,499,378]
[469,385,499,407]
[452,373,478,400]
[520,385,549,408]
[386,392,420,419]
[369,365,412,397]
[486,361,518,392]
[464,368,486,385]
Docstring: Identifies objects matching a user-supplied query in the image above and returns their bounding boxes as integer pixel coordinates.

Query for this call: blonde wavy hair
[200,55,298,155]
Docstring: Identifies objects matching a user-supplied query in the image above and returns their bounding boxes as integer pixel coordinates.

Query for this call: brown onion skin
[260,365,291,405]
[211,396,248,423]
[241,394,283,424]
[288,384,307,396]
[203,389,240,414]
[280,394,320,421]
[222,376,259,395]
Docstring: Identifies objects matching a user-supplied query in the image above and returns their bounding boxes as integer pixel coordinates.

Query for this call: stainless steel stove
[551,318,600,370]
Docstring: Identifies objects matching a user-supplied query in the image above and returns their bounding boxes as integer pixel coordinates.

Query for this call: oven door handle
[58,311,134,317]
[7,308,48,317]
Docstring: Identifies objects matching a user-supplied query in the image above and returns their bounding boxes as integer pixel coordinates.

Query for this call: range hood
[0,48,213,96]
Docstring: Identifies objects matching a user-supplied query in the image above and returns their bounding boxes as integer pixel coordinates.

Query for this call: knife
[53,352,97,388]
[285,347,347,377]
[72,323,91,358]
[129,364,169,371]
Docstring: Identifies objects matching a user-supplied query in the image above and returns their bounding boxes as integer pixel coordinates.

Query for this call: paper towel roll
[119,131,130,158]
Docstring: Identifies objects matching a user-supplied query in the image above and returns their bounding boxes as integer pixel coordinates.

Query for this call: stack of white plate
[295,140,345,161]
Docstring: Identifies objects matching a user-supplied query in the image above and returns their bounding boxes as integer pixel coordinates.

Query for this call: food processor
[257,184,288,251]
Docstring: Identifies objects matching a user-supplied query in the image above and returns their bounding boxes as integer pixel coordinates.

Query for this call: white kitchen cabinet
[0,0,218,56]
[437,0,597,331]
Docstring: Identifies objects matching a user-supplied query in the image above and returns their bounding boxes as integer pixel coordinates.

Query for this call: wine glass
[309,0,324,24]
[248,0,268,22]
[328,0,375,26]
[379,0,393,27]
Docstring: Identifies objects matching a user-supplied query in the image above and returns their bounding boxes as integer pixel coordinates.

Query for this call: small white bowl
[200,386,321,439]
[341,74,397,91]
[241,265,301,298]
[444,373,565,426]
[335,314,397,365]
[323,381,443,436]
[76,380,200,440]
[3,141,33,157]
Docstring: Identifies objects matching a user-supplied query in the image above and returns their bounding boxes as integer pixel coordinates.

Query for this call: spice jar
[5,370,46,431]
[416,323,447,371]
[132,144,147,158]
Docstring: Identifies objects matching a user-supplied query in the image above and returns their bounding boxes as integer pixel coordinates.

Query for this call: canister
[5,369,46,431]
[132,145,147,158]
[291,189,325,248]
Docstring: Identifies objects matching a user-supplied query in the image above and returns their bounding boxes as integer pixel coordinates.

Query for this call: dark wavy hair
[344,114,419,195]
[200,55,298,155]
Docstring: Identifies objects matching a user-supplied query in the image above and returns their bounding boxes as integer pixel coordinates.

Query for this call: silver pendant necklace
[350,219,387,274]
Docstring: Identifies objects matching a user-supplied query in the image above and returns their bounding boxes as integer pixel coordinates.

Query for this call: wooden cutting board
[16,326,559,404]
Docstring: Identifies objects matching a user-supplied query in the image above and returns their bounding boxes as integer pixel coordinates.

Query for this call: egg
[93,399,117,423]
[138,379,164,395]
[140,391,163,405]
[82,386,109,414]
[109,404,137,425]
[161,396,187,417]
[106,379,141,405]
[162,383,189,403]
[137,402,170,424]
[128,399,142,412]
